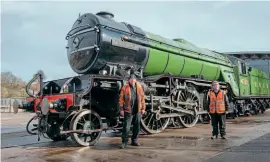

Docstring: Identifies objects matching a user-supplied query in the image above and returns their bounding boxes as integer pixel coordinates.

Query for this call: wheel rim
[71,110,102,146]
[177,89,200,128]
[171,91,183,128]
[141,104,170,134]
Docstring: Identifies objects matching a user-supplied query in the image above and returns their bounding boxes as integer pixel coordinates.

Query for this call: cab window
[240,62,247,74]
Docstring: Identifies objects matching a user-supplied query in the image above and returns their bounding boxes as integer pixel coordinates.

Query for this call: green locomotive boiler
[16,11,270,146]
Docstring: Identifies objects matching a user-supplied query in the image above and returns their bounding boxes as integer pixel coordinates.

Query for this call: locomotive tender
[14,11,270,147]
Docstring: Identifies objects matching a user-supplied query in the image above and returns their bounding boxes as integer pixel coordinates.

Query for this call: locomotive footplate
[60,128,103,134]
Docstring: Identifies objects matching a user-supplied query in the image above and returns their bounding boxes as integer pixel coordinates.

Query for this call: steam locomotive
[13,11,270,147]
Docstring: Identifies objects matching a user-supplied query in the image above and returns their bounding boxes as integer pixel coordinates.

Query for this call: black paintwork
[66,13,149,75]
[43,82,61,95]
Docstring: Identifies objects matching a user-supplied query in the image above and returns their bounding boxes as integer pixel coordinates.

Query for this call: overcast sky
[1,1,270,81]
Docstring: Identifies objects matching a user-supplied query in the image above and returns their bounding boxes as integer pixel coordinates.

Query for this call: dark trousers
[122,112,141,144]
[210,113,226,136]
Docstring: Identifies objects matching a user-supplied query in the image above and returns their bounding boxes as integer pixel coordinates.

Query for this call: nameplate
[111,39,139,51]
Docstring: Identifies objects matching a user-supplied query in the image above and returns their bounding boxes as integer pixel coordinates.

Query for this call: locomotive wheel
[141,110,170,134]
[260,102,266,114]
[175,87,200,128]
[251,103,258,115]
[140,94,171,135]
[70,109,103,147]
[26,115,39,135]
[230,102,238,119]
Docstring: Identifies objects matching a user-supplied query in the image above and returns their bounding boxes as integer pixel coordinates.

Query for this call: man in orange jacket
[206,81,230,140]
[119,74,146,149]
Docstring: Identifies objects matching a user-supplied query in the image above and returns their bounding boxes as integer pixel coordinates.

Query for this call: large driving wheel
[174,87,200,128]
[70,109,103,146]
[141,97,170,134]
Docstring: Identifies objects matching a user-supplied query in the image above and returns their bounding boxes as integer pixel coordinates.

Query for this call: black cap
[130,68,135,74]
[129,74,136,79]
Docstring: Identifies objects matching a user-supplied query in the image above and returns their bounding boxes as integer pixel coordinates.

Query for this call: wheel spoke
[91,116,97,123]
[77,122,84,126]
[31,128,38,131]
[159,120,163,128]
[147,114,153,126]
[82,116,86,123]
[144,113,151,122]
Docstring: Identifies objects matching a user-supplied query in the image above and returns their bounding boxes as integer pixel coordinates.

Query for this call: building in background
[225,51,270,77]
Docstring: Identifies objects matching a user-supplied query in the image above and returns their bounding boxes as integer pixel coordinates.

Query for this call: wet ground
[1,111,270,162]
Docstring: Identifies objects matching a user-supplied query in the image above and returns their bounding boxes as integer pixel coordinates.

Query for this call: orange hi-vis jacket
[208,90,226,114]
[119,81,146,113]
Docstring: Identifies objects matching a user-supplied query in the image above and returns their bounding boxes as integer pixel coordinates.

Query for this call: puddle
[228,136,242,139]
[228,119,270,124]
[169,136,202,140]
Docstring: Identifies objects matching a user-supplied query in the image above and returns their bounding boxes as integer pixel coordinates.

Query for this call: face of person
[129,78,136,86]
[212,82,220,91]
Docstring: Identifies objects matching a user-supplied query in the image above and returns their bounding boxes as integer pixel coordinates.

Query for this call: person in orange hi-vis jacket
[119,74,146,149]
[206,81,230,140]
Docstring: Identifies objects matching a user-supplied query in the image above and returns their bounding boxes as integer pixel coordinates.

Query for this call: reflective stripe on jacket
[119,81,145,113]
[208,90,226,114]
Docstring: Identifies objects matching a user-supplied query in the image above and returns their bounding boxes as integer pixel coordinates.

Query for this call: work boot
[121,143,127,149]
[221,135,227,140]
[211,135,217,139]
[131,141,141,146]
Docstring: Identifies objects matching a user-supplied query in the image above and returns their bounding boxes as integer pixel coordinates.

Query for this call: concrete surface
[205,133,270,162]
[1,112,35,133]
[1,111,270,162]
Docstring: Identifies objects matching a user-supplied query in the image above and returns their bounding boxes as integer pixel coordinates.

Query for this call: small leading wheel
[26,115,39,135]
[70,109,103,147]
[176,87,200,128]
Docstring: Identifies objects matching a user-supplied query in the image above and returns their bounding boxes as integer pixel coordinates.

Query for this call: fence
[1,97,26,113]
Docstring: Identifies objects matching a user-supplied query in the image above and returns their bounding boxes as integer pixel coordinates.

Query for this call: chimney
[96,11,114,20]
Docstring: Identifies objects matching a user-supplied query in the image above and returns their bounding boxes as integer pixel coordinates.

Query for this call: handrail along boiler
[13,11,270,146]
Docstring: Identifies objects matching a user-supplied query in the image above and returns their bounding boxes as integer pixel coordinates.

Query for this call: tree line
[1,71,43,98]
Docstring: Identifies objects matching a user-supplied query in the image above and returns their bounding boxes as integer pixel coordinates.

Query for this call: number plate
[111,39,139,51]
